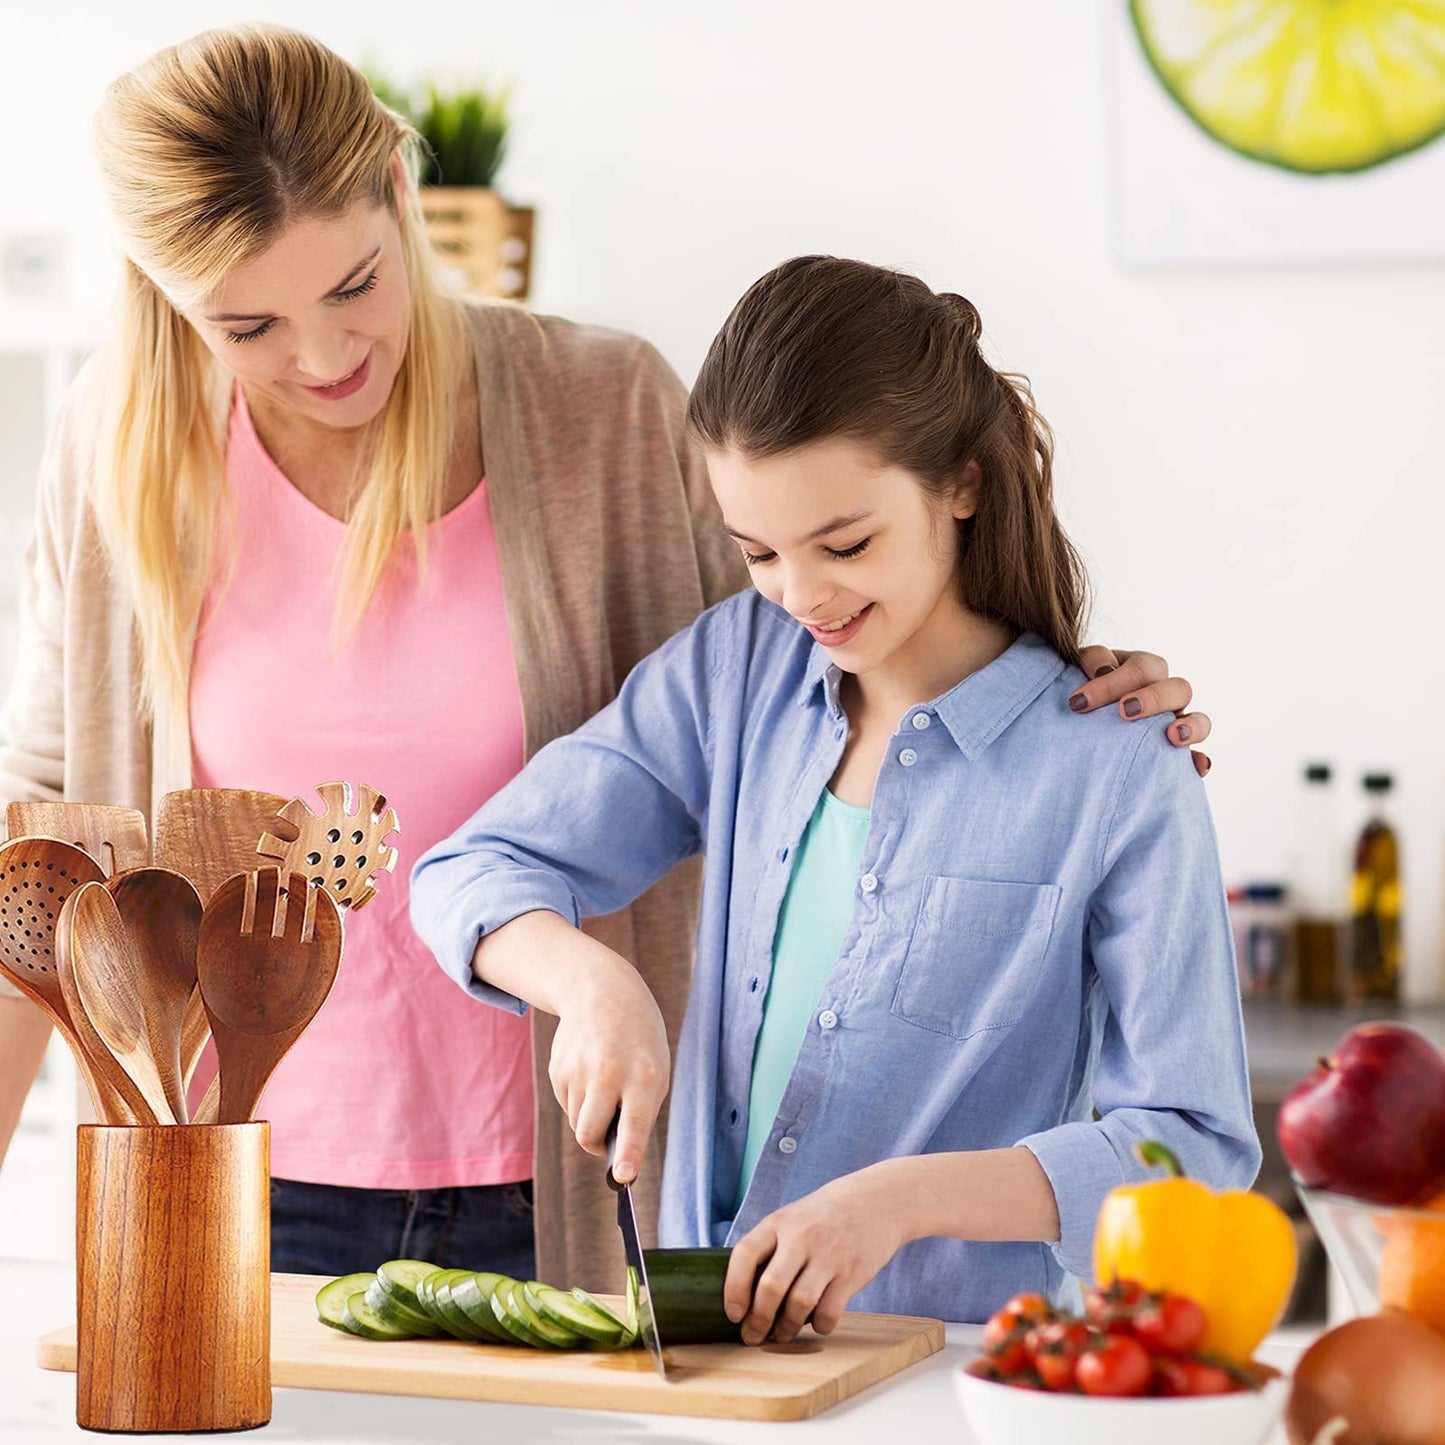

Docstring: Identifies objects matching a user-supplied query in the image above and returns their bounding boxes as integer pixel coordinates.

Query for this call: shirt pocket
[890,876,1063,1041]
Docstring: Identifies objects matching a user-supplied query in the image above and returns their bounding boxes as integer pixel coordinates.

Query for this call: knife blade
[604,1113,668,1380]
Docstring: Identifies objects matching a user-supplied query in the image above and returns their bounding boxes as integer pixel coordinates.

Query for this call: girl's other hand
[724,1164,908,1346]
[1071,646,1212,778]
[546,935,671,1185]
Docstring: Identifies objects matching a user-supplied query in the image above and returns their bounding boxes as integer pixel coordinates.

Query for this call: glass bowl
[1295,1181,1445,1325]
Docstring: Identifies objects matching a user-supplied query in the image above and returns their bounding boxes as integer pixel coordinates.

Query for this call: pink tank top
[188,385,534,1189]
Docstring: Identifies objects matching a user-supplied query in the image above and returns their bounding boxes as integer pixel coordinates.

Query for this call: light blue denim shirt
[411,590,1260,1323]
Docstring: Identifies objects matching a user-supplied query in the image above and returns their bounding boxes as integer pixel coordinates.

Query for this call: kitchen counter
[1,1257,1312,1443]
[1241,997,1445,1102]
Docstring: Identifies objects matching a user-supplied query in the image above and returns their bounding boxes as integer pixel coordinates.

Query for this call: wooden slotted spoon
[104,868,202,1124]
[61,882,179,1126]
[5,801,149,878]
[257,781,400,911]
[0,836,145,1124]
[194,870,343,1126]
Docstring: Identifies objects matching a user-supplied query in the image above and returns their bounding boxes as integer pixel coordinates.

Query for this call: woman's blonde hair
[93,23,469,717]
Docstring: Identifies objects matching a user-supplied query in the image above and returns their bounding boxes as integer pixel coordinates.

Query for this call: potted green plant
[367,68,534,301]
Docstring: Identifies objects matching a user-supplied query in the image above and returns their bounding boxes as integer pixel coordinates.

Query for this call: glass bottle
[1292,763,1343,1005]
[1350,773,1402,1002]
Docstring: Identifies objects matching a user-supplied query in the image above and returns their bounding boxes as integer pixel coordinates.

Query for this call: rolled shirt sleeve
[409,605,721,1011]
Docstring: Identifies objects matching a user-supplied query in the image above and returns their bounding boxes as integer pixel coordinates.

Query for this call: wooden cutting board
[37,1272,944,1422]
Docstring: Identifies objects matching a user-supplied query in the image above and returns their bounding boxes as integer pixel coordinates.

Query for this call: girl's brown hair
[686,256,1088,666]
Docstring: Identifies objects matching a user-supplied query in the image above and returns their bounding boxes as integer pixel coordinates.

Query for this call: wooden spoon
[195,869,343,1126]
[0,836,142,1124]
[5,801,148,878]
[62,882,178,1126]
[153,788,289,1087]
[104,868,202,1124]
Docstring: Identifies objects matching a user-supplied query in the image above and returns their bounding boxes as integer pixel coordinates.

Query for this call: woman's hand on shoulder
[723,1164,908,1346]
[1070,646,1212,778]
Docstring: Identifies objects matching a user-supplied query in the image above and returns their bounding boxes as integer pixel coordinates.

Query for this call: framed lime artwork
[1107,0,1445,264]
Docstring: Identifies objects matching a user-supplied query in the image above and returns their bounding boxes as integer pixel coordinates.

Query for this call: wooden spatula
[61,882,178,1126]
[257,781,400,911]
[104,868,202,1124]
[153,788,290,1087]
[195,869,343,1126]
[5,801,149,878]
[0,836,142,1124]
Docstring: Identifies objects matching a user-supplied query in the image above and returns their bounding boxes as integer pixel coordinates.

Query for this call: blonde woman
[0,24,1210,1283]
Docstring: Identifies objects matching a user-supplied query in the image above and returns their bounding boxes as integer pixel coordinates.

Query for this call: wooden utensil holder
[76,1123,271,1433]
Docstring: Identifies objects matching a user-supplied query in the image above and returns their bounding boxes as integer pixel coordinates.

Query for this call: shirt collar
[801,631,1065,757]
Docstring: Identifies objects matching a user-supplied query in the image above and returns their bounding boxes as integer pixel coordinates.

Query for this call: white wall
[3,0,1443,996]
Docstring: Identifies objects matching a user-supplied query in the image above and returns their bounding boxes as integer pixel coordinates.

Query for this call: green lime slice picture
[1130,0,1445,174]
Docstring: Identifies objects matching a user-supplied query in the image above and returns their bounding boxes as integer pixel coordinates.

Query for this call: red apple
[1277,1023,1445,1205]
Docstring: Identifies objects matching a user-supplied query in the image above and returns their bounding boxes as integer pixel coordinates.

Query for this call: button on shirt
[412,591,1259,1323]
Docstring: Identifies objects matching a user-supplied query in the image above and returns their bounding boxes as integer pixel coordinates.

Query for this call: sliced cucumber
[315,1272,377,1332]
[529,1283,626,1347]
[571,1287,633,1340]
[625,1266,640,1341]
[493,1277,573,1348]
[421,1269,498,1342]
[343,1289,419,1341]
[415,1269,441,1315]
[449,1271,520,1345]
[364,1277,443,1336]
[375,1259,442,1315]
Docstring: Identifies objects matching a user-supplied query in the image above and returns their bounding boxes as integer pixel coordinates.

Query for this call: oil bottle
[1350,772,1402,1002]
[1291,763,1343,1005]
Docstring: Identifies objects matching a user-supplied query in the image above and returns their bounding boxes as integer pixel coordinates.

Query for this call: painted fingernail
[1093,665,1116,678]
[1069,692,1088,712]
[1123,698,1142,717]
[1201,755,1212,776]
[1177,724,1191,743]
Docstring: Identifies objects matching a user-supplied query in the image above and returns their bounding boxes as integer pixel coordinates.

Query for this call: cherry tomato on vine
[1076,1334,1153,1398]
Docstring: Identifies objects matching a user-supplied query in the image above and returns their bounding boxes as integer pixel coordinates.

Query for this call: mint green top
[736,788,872,1209]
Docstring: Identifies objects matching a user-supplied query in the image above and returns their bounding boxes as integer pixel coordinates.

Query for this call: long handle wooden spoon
[62,882,178,1126]
[195,870,343,1126]
[104,868,201,1124]
[0,836,141,1123]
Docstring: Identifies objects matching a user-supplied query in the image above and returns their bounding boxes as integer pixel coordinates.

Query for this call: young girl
[409,257,1258,1337]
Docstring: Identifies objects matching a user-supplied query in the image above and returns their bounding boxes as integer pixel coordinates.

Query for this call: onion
[1286,1310,1445,1445]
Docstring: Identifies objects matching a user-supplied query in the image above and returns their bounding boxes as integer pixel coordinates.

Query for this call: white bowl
[953,1366,1288,1445]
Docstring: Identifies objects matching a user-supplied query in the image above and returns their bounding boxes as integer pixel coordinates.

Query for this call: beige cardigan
[0,301,747,1290]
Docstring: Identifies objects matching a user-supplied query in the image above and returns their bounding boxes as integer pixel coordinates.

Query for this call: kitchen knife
[605,1113,669,1380]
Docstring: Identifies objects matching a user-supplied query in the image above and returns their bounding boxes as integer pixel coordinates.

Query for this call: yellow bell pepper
[1093,1140,1297,1363]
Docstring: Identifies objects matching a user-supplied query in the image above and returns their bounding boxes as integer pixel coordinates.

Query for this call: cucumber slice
[315,1272,377,1332]
[415,1269,491,1342]
[494,1278,572,1348]
[625,1266,640,1341]
[449,1272,521,1345]
[570,1287,633,1339]
[529,1284,625,1347]
[375,1259,443,1315]
[364,1277,444,1336]
[343,1289,420,1341]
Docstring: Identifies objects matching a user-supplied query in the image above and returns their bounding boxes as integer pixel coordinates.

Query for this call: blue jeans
[270,1177,537,1281]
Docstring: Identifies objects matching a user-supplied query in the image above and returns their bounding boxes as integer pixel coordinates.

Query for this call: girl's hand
[724,1164,909,1345]
[1071,646,1213,778]
[546,933,671,1185]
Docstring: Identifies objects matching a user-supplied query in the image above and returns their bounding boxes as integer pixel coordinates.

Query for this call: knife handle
[604,1108,624,1192]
